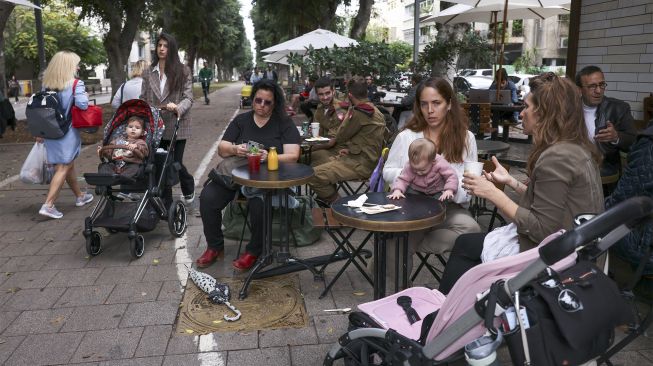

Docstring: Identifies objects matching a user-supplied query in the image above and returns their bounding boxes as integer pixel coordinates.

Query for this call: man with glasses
[576,65,636,177]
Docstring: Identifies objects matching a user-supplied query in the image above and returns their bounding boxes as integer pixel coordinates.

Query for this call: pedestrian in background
[198,61,213,105]
[111,59,147,109]
[38,51,93,219]
[8,75,20,104]
[140,32,195,207]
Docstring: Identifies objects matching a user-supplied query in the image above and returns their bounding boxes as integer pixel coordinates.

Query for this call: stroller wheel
[86,231,102,256]
[168,200,187,237]
[130,234,145,258]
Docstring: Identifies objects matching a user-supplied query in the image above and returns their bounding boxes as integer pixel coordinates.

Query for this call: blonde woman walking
[38,51,92,219]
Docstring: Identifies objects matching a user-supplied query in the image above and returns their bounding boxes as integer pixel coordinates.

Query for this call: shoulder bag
[71,79,103,133]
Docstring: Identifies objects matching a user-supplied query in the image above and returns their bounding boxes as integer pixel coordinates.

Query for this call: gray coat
[140,66,193,140]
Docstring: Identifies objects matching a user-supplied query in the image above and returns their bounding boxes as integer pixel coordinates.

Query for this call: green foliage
[150,0,250,72]
[457,31,492,70]
[251,0,349,60]
[419,37,459,74]
[513,48,538,73]
[511,19,523,37]
[286,40,411,85]
[4,3,106,77]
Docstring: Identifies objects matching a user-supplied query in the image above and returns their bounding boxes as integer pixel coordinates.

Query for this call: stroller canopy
[104,99,165,148]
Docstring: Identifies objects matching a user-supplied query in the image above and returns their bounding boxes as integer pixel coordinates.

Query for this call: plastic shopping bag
[20,142,53,184]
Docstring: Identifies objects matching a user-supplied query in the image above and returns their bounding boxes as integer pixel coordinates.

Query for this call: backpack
[26,91,70,139]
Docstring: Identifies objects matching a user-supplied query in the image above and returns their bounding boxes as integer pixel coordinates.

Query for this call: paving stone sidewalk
[0,83,651,366]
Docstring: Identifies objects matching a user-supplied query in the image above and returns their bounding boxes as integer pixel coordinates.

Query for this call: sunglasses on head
[254,97,273,106]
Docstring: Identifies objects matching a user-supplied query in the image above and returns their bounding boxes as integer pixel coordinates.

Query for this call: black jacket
[594,96,637,172]
[605,122,653,273]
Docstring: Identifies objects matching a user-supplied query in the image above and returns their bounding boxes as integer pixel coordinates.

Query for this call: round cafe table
[331,192,445,299]
[232,162,314,299]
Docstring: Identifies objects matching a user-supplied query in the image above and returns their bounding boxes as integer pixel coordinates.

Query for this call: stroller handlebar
[422,195,653,361]
[539,196,653,266]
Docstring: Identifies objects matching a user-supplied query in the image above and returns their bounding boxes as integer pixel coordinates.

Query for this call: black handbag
[505,261,635,366]
[207,155,247,190]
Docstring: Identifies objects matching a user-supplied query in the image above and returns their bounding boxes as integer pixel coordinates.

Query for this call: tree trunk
[104,1,146,94]
[318,0,341,30]
[349,0,374,40]
[185,42,197,74]
[0,3,16,96]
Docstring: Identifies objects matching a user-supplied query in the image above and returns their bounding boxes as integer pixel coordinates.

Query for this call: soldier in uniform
[308,77,386,204]
[310,77,348,166]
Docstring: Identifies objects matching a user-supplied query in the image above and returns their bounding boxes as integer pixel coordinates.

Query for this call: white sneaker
[75,193,94,207]
[39,204,63,219]
[183,192,195,204]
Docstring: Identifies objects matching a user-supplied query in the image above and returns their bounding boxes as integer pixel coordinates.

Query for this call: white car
[508,74,536,100]
[458,69,493,78]
[464,75,494,89]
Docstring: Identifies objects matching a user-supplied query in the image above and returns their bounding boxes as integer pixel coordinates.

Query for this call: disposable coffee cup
[310,122,320,137]
[464,161,484,177]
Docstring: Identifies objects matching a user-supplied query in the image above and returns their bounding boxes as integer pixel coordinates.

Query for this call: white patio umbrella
[428,3,569,25]
[446,0,569,7]
[261,28,358,62]
[0,0,41,9]
[262,51,291,66]
[427,0,570,86]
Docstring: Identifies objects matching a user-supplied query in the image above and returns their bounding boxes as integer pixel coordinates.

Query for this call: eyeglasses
[584,82,608,91]
[254,97,273,106]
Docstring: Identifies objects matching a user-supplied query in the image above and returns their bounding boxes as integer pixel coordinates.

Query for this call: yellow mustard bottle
[267,147,279,171]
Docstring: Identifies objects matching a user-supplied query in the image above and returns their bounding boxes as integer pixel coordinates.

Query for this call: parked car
[508,74,536,100]
[383,72,412,92]
[463,75,494,90]
[458,69,493,78]
[453,76,472,97]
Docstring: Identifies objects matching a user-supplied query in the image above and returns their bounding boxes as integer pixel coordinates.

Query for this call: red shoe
[196,248,223,268]
[233,252,258,271]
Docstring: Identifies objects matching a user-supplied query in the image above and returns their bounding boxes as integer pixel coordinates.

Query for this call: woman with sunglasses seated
[438,73,604,294]
[196,79,301,270]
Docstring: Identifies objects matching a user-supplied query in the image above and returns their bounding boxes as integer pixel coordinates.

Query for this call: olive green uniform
[311,98,348,166]
[309,102,386,199]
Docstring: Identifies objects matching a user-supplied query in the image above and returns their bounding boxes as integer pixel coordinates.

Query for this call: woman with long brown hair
[438,73,604,294]
[382,77,481,286]
[140,33,195,207]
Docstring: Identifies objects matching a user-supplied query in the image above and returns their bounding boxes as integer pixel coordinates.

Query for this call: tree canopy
[251,0,349,60]
[4,3,105,78]
[156,0,251,73]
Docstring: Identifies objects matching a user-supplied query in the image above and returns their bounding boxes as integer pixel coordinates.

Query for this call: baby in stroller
[97,115,149,177]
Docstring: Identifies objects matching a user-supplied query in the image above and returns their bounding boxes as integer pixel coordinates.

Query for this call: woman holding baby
[382,77,481,287]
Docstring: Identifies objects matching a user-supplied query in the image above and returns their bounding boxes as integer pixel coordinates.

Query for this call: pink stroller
[325,196,653,365]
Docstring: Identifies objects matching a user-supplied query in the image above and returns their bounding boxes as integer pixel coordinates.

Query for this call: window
[481,70,493,76]
[559,37,568,48]
[138,43,145,59]
[511,20,523,37]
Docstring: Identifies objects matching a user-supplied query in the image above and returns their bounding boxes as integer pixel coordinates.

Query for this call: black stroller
[325,196,653,365]
[83,99,188,258]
